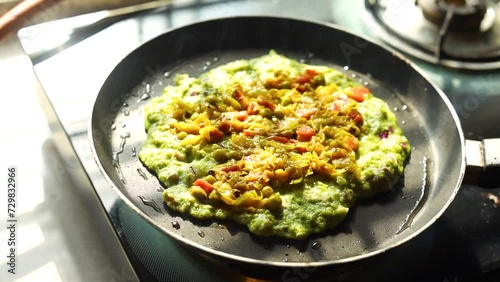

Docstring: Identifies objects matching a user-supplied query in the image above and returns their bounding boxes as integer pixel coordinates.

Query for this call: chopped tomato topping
[217,121,231,132]
[347,86,370,102]
[257,96,276,112]
[295,147,308,154]
[193,179,214,193]
[346,137,359,151]
[236,111,248,121]
[265,77,284,88]
[267,136,289,143]
[296,125,316,142]
[296,108,318,120]
[296,74,311,84]
[296,69,318,84]
[295,84,306,93]
[329,103,341,112]
[209,128,224,142]
[243,129,257,137]
[305,69,318,77]
[222,165,241,173]
[331,149,347,159]
[348,109,363,124]
[246,102,259,115]
[233,89,250,109]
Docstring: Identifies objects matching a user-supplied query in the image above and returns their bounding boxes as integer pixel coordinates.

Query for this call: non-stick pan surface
[90,16,464,268]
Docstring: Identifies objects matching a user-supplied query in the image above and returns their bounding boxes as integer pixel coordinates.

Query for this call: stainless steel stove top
[18,0,500,281]
[362,0,500,70]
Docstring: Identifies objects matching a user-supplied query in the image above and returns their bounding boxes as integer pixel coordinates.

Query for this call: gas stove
[18,0,500,281]
[362,0,500,70]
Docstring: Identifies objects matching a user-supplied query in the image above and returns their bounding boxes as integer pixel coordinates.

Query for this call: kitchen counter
[0,1,149,280]
[0,35,113,282]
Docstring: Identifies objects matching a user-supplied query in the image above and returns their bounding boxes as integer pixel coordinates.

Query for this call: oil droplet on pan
[397,156,429,234]
[172,221,180,229]
[311,241,322,250]
[137,167,147,180]
[138,196,163,214]
[137,93,150,103]
[112,132,130,165]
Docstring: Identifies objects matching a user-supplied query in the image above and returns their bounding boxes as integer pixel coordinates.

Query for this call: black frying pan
[89,16,478,278]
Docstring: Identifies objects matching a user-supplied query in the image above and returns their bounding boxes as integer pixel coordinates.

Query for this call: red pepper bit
[193,179,214,193]
[296,69,318,84]
[257,96,277,112]
[267,136,289,143]
[209,128,224,143]
[295,147,308,154]
[348,109,363,124]
[346,137,359,151]
[233,88,250,109]
[296,125,316,142]
[246,102,259,115]
[236,111,248,121]
[348,86,370,102]
[221,165,241,173]
[296,108,318,120]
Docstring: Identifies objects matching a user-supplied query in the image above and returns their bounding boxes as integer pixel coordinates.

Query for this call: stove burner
[364,0,500,70]
[419,0,488,32]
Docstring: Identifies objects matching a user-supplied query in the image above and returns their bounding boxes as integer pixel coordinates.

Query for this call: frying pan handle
[464,139,500,188]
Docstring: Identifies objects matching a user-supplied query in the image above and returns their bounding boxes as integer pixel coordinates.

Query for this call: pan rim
[88,15,466,268]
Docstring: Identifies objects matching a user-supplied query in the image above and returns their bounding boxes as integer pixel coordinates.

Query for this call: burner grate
[365,0,500,69]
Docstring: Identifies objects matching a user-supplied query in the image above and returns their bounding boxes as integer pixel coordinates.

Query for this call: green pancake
[139,51,410,239]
